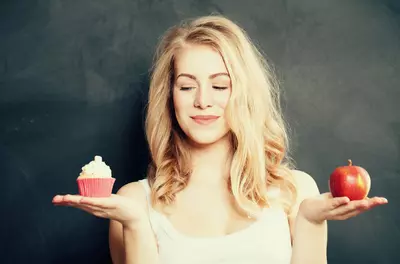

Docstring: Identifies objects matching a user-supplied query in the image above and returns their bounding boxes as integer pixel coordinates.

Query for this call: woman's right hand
[52,193,148,228]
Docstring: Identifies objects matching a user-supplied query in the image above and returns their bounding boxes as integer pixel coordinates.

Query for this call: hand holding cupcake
[52,156,147,228]
[77,156,115,197]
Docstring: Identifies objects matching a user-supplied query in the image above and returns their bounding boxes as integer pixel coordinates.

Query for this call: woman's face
[172,44,232,146]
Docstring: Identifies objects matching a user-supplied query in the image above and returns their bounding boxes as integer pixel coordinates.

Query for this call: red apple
[329,159,371,201]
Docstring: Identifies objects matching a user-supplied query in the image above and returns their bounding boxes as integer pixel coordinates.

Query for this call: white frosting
[78,155,112,178]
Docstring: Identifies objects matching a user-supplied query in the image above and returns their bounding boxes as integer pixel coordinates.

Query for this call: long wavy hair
[145,15,297,217]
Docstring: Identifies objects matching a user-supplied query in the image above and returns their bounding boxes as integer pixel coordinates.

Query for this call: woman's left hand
[299,192,388,224]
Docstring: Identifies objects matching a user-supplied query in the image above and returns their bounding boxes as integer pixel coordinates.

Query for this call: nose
[194,86,212,109]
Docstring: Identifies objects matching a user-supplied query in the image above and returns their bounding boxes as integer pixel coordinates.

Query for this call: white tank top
[139,179,292,264]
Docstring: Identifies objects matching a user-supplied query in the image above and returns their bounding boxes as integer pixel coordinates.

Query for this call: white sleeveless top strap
[138,179,161,234]
[138,178,292,264]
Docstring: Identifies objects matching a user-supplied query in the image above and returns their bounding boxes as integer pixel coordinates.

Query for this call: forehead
[174,44,229,76]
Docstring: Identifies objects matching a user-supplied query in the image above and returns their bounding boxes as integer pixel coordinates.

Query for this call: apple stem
[348,159,352,166]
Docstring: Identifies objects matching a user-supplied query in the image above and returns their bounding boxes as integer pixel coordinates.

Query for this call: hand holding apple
[298,160,388,224]
[329,159,371,201]
[299,192,388,224]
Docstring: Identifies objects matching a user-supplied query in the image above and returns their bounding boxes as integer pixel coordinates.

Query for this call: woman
[53,15,387,264]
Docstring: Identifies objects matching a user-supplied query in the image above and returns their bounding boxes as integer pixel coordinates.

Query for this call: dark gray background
[1,0,399,263]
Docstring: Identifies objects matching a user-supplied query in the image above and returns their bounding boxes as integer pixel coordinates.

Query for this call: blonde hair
[145,15,297,217]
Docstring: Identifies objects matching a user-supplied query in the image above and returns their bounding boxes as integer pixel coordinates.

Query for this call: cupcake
[76,156,115,197]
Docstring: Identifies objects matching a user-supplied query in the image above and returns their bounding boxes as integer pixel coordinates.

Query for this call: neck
[188,134,233,186]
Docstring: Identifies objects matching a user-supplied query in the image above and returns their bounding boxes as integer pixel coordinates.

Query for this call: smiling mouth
[190,115,220,125]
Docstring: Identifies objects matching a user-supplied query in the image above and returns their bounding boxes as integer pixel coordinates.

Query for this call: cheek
[173,90,192,117]
[214,90,231,109]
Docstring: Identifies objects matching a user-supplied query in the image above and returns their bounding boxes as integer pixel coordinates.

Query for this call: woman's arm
[288,169,387,264]
[288,170,328,264]
[290,214,327,264]
[109,182,159,264]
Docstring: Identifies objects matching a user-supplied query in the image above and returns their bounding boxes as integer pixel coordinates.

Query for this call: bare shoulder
[116,180,148,209]
[288,170,321,220]
[109,180,151,264]
[291,169,320,198]
[287,170,327,244]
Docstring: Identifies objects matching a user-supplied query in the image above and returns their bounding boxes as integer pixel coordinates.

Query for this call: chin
[187,131,230,147]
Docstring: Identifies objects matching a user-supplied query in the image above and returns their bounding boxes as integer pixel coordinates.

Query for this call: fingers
[330,199,369,217]
[327,196,388,220]
[330,196,350,209]
[52,194,116,209]
[53,194,113,218]
[328,195,387,212]
[52,195,63,203]
[79,196,116,209]
[53,194,83,205]
[334,209,364,220]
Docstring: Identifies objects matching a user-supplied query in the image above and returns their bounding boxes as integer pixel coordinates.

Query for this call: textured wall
[1,0,399,263]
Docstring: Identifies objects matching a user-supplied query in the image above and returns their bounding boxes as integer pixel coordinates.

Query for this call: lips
[190,115,219,125]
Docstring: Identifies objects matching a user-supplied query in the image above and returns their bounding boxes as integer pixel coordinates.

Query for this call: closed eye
[180,87,195,91]
[213,86,228,90]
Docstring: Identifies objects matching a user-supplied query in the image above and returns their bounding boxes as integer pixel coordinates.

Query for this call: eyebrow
[176,72,230,81]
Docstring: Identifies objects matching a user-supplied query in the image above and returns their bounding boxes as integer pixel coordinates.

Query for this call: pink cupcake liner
[76,178,115,197]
